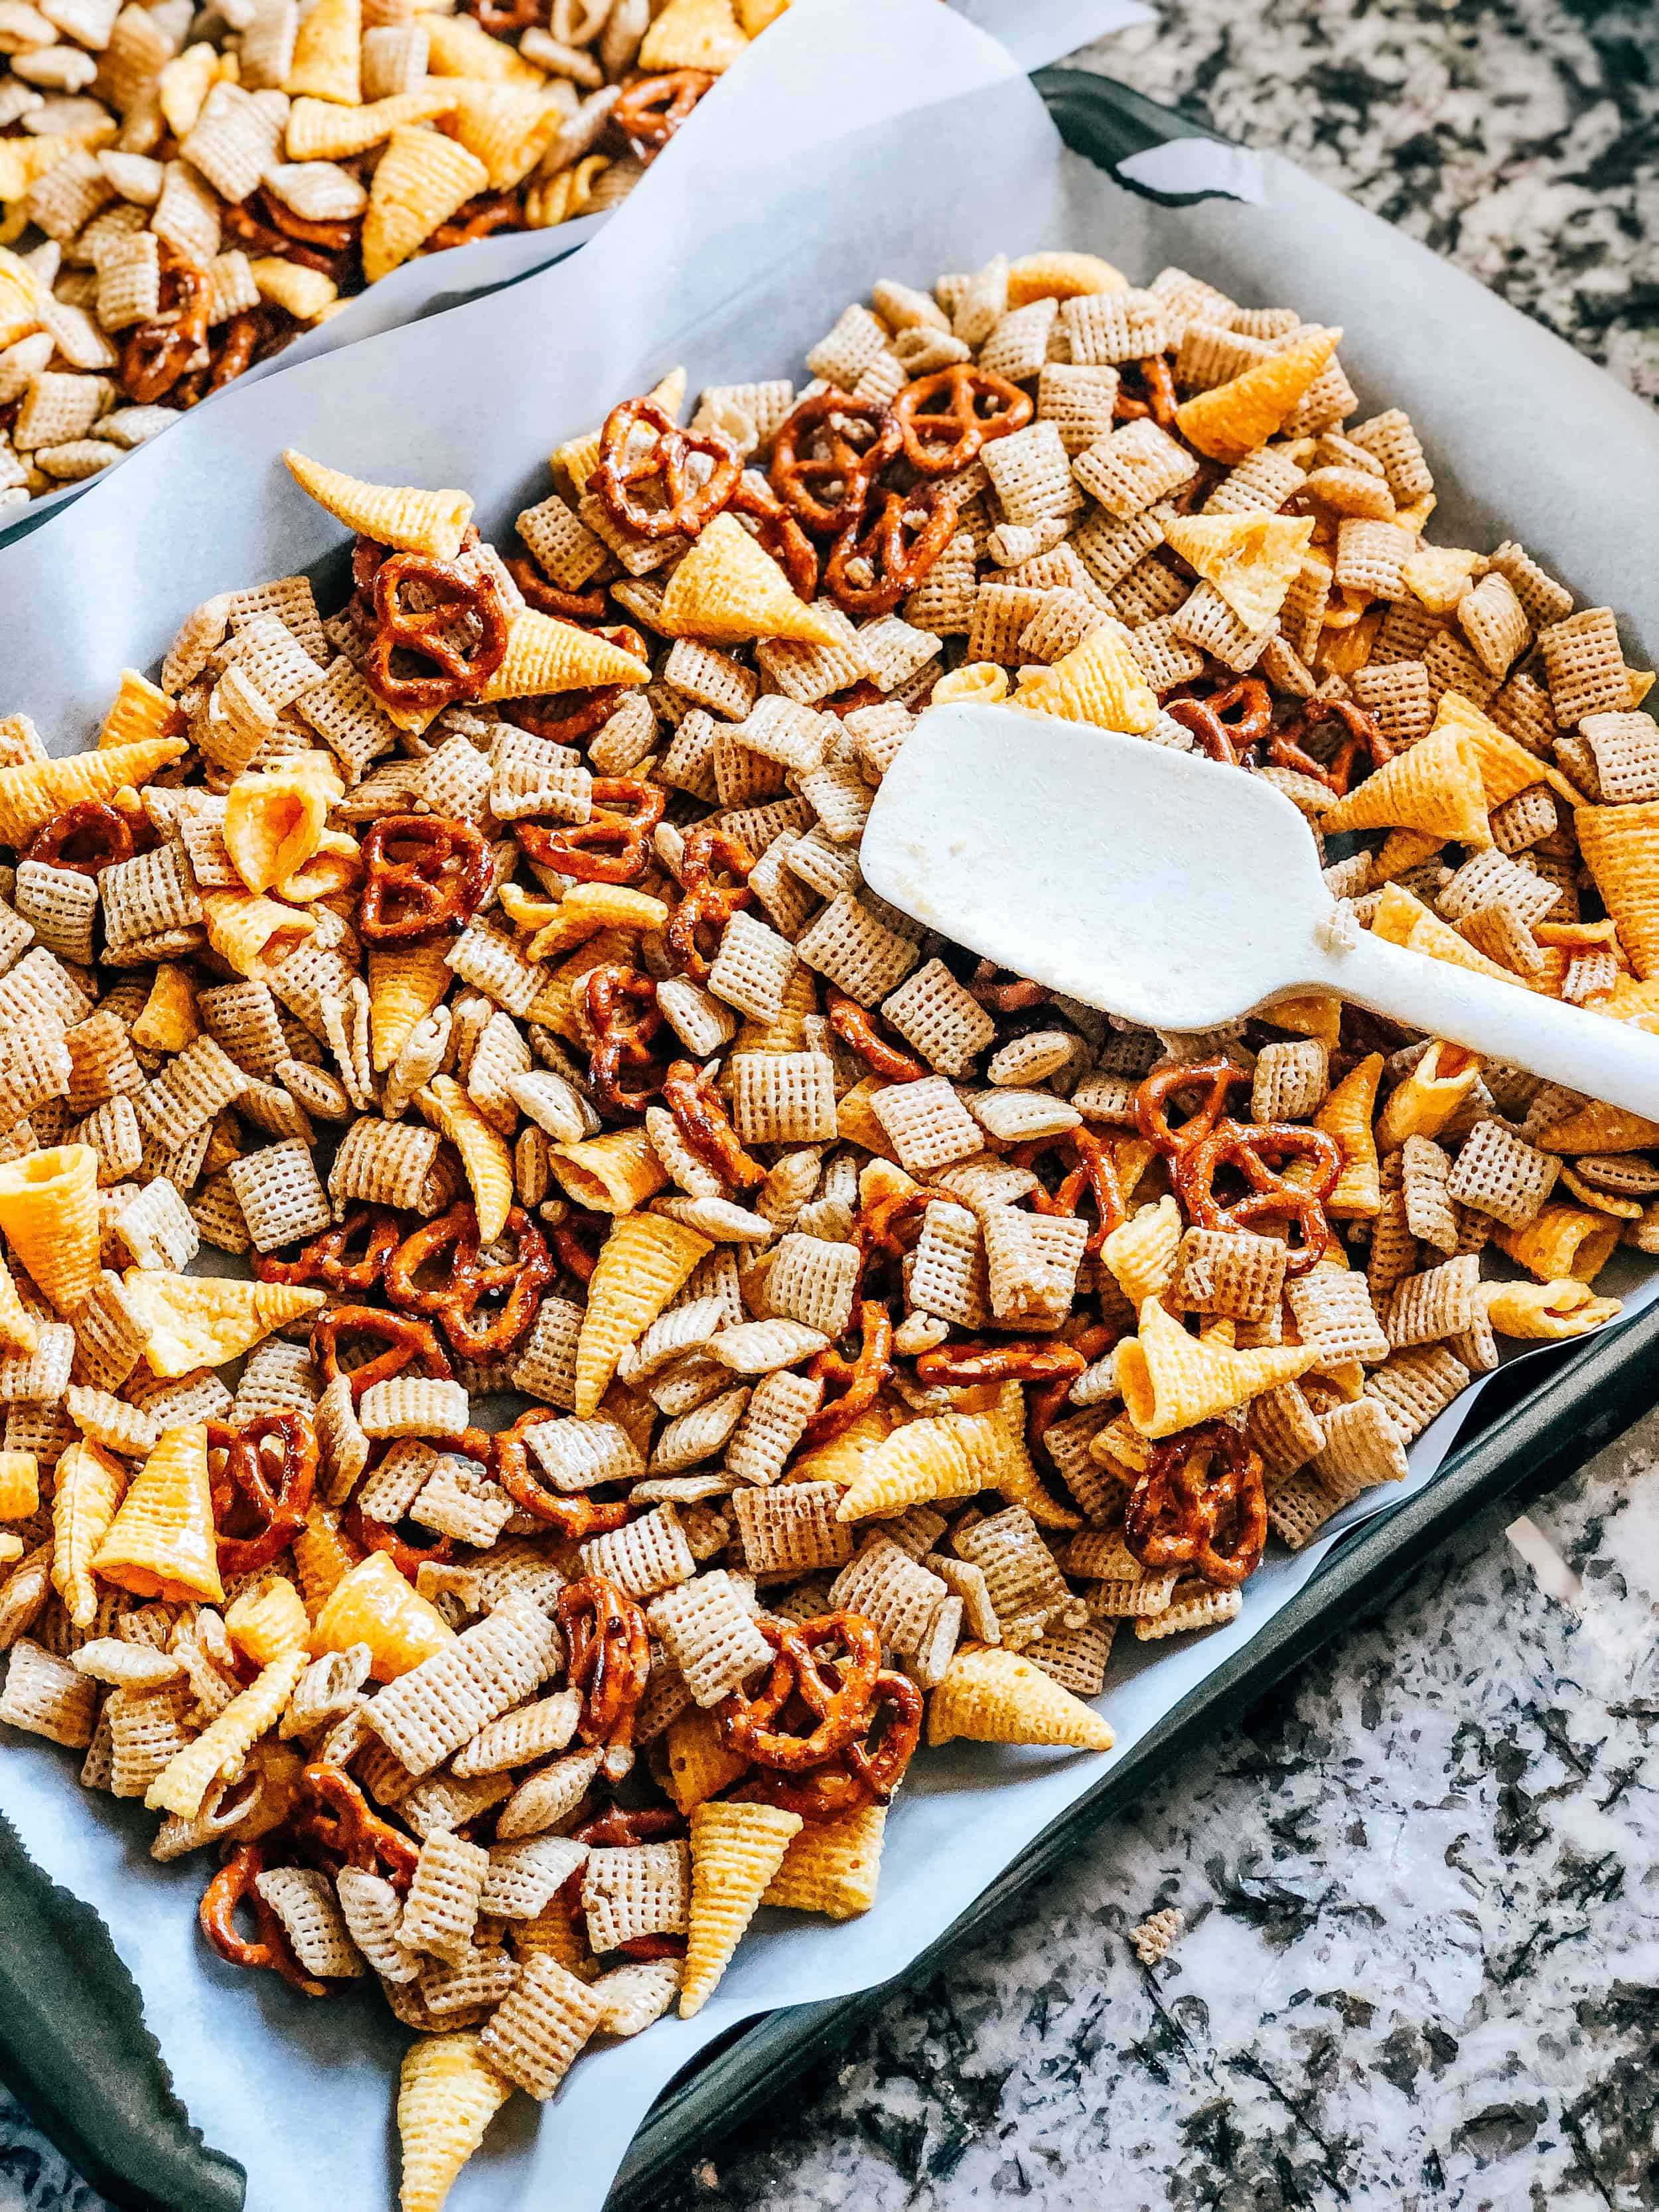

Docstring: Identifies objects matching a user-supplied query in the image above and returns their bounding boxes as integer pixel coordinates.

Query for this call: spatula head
[859,701,1335,1033]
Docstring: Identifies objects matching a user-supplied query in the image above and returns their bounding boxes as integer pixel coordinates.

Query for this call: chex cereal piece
[364,1593,561,1775]
[478,1953,605,2101]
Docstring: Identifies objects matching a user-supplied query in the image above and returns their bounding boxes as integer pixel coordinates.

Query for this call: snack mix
[0,242,1654,2212]
[0,0,777,505]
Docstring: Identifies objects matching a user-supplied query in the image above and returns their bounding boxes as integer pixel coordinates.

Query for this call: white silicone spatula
[859,702,1659,1120]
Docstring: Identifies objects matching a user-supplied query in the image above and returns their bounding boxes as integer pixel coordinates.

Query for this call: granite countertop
[5,3,1657,2210]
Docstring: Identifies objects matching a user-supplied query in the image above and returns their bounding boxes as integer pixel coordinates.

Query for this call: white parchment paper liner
[0,0,1149,544]
[0,4,1655,2208]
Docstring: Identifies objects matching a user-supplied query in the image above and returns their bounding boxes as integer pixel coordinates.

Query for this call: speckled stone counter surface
[4,5,1658,2211]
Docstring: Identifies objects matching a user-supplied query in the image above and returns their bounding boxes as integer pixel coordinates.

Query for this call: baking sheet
[1,4,1656,2209]
[0,1,1149,547]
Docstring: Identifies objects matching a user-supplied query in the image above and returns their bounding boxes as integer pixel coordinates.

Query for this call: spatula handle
[1309,929,1659,1122]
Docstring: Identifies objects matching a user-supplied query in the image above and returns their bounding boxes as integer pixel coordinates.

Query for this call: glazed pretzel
[583,962,667,1115]
[363,550,510,715]
[826,486,958,619]
[1134,1056,1252,1158]
[613,69,715,161]
[200,1843,325,1997]
[570,1805,685,1848]
[341,1485,455,1580]
[502,563,610,625]
[1027,1319,1118,1472]
[663,1059,765,1188]
[666,824,756,980]
[311,1305,453,1402]
[915,1339,1088,1387]
[1123,1420,1268,1588]
[1164,677,1274,764]
[516,775,666,885]
[1013,1126,1130,1254]
[827,988,928,1083]
[893,364,1033,475]
[508,688,628,745]
[253,1205,400,1292]
[1112,354,1178,429]
[205,308,265,395]
[967,960,1050,1012]
[770,392,901,534]
[383,1202,553,1360]
[739,1667,923,1821]
[21,799,141,877]
[425,192,524,250]
[357,813,491,942]
[208,1412,317,1578]
[1271,696,1393,796]
[493,1411,633,1539]
[250,184,356,257]
[557,1576,651,1748]
[1175,1117,1342,1275]
[550,1205,606,1284]
[593,396,741,540]
[729,473,819,600]
[798,1297,893,1451]
[297,1763,419,1890]
[121,240,210,405]
[222,195,342,277]
[717,1611,883,1773]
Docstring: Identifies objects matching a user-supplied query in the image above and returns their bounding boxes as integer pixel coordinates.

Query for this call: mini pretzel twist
[1134,1056,1252,1157]
[666,824,756,980]
[1164,677,1274,763]
[206,309,266,395]
[967,960,1050,1012]
[893,364,1034,475]
[798,1297,894,1451]
[557,1575,651,1748]
[550,1205,606,1284]
[21,799,143,877]
[728,474,819,600]
[1112,354,1178,429]
[770,391,901,535]
[826,988,928,1082]
[297,1763,419,1890]
[1271,696,1393,796]
[311,1305,453,1402]
[340,1499,453,1580]
[1013,1125,1129,1254]
[357,813,492,941]
[493,1410,634,1539]
[208,1412,317,1578]
[738,1667,923,1821]
[121,240,210,405]
[363,545,510,716]
[593,396,741,540]
[717,1611,885,1773]
[1175,1116,1342,1276]
[426,192,524,250]
[663,1059,765,1188]
[1123,1420,1268,1588]
[254,1205,401,1292]
[502,564,610,625]
[516,775,666,885]
[383,1201,553,1360]
[826,485,958,618]
[583,962,667,1115]
[200,1843,325,1998]
[914,1339,1087,1387]
[613,69,715,161]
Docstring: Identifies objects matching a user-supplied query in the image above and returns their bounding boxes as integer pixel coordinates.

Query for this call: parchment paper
[1,4,1656,2209]
[0,1,1149,545]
